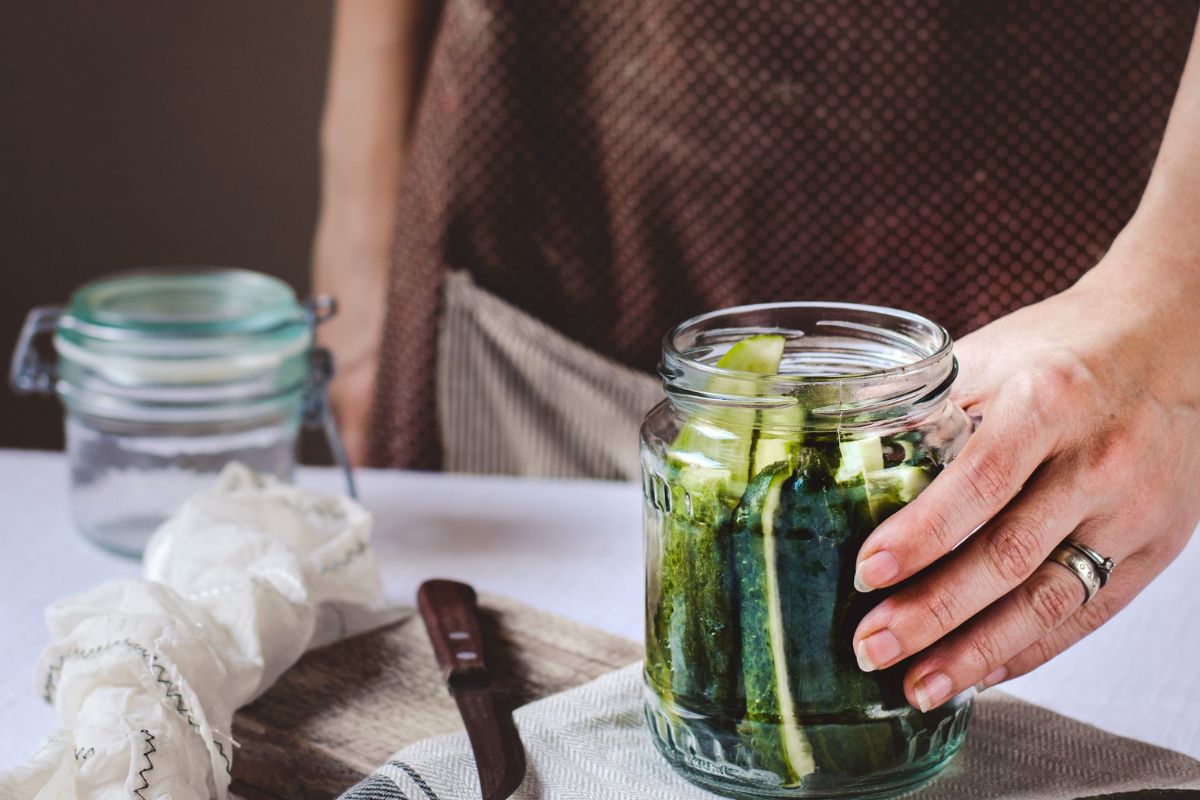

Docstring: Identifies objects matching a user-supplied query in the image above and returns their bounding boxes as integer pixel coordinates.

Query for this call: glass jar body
[641,303,974,799]
[10,269,357,556]
[64,398,301,556]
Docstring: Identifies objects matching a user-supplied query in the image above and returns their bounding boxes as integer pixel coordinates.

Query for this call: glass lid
[61,268,306,341]
[52,268,313,384]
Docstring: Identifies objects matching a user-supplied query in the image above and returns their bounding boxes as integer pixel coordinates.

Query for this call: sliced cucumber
[761,473,816,783]
[834,437,933,523]
[673,465,734,524]
[670,464,740,707]
[670,334,789,499]
[776,449,902,775]
[866,463,932,504]
[862,463,933,523]
[751,436,796,475]
[715,333,787,374]
[754,391,807,475]
[735,464,816,784]
[718,335,803,476]
[834,437,885,484]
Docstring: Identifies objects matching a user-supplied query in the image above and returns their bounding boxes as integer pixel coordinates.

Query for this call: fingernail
[854,551,901,592]
[913,671,953,712]
[855,629,902,672]
[974,666,1008,693]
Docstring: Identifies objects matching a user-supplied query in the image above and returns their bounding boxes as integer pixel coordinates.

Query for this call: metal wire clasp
[9,305,63,396]
[302,297,358,499]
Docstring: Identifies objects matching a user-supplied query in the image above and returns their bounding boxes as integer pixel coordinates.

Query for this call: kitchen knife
[417,579,527,800]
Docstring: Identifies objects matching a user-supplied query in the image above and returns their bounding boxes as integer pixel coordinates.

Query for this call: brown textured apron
[370,1,1199,476]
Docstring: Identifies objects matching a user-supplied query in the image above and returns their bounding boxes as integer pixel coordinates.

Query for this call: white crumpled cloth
[0,464,398,800]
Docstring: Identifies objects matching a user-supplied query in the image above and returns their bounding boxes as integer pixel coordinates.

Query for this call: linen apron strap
[436,271,664,481]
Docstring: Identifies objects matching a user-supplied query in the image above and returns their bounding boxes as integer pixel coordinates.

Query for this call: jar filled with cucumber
[641,303,974,799]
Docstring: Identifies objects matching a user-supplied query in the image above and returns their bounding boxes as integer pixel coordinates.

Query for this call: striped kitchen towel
[338,663,1200,800]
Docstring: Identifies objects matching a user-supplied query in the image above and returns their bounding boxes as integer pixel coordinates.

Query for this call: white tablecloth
[1,448,1197,770]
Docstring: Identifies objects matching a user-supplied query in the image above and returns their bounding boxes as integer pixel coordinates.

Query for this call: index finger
[854,378,1063,592]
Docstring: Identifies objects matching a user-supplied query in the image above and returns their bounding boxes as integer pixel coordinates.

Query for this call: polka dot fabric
[369,1,1199,470]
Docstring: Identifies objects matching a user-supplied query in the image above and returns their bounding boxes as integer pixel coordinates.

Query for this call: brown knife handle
[417,579,489,686]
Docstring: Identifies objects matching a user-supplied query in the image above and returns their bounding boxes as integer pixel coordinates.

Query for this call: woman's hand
[852,13,1200,710]
[850,232,1200,711]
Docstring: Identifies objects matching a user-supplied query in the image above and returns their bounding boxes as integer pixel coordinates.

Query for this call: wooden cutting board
[230,593,642,800]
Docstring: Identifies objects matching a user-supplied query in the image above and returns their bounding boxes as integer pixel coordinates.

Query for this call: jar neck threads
[660,302,956,431]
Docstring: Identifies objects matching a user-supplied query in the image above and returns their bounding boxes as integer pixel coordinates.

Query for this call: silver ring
[1047,541,1115,603]
[1065,541,1115,589]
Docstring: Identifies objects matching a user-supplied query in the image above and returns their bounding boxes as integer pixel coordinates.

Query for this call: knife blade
[417,579,526,800]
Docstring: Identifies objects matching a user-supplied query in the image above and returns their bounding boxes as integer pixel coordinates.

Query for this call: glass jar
[10,268,355,557]
[640,302,974,799]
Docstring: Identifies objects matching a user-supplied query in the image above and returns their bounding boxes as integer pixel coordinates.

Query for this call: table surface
[2,449,1198,772]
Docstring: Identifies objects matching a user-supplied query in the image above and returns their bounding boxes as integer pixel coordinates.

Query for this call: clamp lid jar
[10,267,355,556]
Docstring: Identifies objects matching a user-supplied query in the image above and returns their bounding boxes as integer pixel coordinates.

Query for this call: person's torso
[370,1,1199,470]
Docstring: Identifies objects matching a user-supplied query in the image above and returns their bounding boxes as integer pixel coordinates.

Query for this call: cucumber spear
[734,463,816,784]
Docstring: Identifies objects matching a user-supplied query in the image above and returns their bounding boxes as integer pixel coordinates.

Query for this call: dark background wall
[0,1,333,454]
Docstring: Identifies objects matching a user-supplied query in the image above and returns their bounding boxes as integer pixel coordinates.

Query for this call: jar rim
[660,301,957,425]
[51,267,314,388]
[663,301,953,384]
[63,267,305,341]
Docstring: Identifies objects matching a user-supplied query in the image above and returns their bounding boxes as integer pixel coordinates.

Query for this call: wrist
[1042,223,1194,408]
[1085,213,1200,297]
[1117,179,1200,273]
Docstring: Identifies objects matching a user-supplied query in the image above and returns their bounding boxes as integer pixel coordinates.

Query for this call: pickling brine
[641,304,974,799]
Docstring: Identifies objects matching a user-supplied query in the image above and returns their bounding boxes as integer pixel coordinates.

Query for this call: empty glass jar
[640,302,974,799]
[10,268,355,556]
